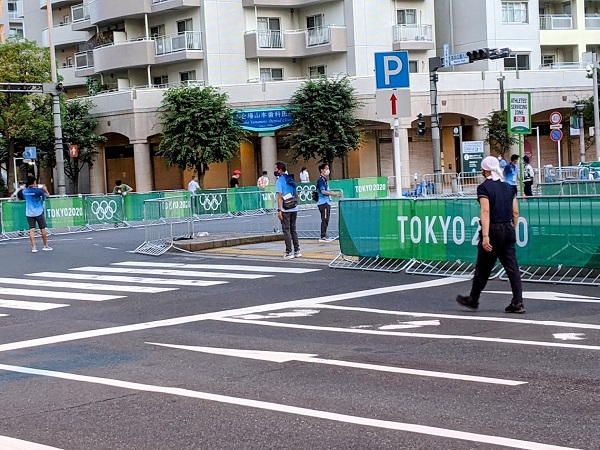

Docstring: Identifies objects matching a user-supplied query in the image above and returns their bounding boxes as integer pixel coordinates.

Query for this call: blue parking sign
[23,146,37,159]
[375,52,410,89]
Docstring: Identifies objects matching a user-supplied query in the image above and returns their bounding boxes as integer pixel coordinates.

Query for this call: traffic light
[416,113,426,136]
[42,82,66,95]
[489,47,511,60]
[466,48,489,63]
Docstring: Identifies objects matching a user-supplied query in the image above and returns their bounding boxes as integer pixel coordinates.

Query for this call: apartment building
[19,0,595,194]
[0,0,25,42]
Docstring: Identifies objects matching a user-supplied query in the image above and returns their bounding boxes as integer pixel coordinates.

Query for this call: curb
[173,233,283,252]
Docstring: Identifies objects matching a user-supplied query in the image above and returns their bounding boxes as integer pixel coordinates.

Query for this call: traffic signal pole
[429,58,443,194]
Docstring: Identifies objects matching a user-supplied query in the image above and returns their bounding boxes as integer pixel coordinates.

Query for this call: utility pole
[429,57,443,193]
[593,51,600,161]
[46,0,66,195]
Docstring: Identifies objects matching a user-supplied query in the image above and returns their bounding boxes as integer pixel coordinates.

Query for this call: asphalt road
[0,227,599,449]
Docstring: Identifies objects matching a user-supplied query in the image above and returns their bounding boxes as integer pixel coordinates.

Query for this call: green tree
[0,39,52,193]
[284,76,364,170]
[158,85,245,188]
[572,97,595,152]
[41,97,106,193]
[482,110,517,157]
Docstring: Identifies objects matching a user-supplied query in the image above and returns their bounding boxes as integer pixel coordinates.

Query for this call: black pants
[318,203,331,239]
[470,222,523,305]
[281,211,299,254]
[524,180,533,197]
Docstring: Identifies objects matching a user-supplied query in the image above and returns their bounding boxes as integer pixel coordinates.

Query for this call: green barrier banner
[85,195,124,225]
[162,191,192,218]
[227,187,262,213]
[339,197,600,269]
[194,189,229,215]
[354,177,388,199]
[1,201,29,232]
[260,185,276,210]
[45,197,86,229]
[329,179,355,200]
[295,182,317,206]
[124,192,161,222]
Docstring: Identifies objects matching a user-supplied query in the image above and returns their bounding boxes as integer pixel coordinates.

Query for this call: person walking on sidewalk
[275,161,301,259]
[22,176,52,253]
[456,156,525,314]
[317,163,341,242]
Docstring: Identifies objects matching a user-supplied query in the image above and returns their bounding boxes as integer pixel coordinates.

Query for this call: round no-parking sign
[550,128,563,142]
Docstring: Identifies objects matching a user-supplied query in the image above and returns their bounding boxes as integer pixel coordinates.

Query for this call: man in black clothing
[456,156,525,314]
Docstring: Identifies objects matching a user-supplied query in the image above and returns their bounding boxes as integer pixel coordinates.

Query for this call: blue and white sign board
[23,146,37,159]
[375,51,410,89]
[234,108,294,133]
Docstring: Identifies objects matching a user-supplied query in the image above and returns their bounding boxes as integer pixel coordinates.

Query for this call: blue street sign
[234,108,294,133]
[23,146,37,159]
[374,51,410,89]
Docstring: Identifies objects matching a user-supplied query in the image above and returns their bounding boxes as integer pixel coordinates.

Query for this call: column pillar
[260,134,277,184]
[89,145,106,194]
[132,141,153,192]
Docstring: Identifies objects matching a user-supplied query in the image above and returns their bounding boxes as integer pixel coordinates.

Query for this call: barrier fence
[334,196,600,285]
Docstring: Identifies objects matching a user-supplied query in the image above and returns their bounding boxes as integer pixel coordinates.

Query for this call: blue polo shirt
[22,187,47,217]
[275,173,298,212]
[316,176,331,206]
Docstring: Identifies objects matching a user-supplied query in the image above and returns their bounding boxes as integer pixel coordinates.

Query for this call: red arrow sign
[390,93,397,116]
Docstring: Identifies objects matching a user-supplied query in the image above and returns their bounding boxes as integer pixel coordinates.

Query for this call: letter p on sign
[383,56,402,85]
[375,51,410,89]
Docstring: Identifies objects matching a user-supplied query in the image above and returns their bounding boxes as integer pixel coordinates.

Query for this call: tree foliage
[0,39,52,193]
[571,97,596,151]
[158,85,245,188]
[482,110,518,157]
[284,76,364,166]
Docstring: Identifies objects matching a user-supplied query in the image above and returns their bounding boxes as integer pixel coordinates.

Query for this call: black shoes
[455,295,479,311]
[505,303,526,314]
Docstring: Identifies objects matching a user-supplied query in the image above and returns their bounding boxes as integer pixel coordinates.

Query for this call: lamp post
[497,75,505,110]
[575,103,586,164]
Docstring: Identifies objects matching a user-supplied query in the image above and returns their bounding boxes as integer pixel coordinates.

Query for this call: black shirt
[229,177,239,188]
[477,178,515,223]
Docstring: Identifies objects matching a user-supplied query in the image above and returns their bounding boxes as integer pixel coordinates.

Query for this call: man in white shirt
[188,175,200,193]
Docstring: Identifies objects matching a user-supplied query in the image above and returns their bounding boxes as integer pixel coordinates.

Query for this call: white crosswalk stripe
[29,272,227,287]
[0,299,68,311]
[71,266,274,279]
[0,278,178,293]
[0,288,124,302]
[112,261,321,274]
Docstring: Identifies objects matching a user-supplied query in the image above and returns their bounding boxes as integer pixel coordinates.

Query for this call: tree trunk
[197,164,206,190]
[7,139,15,195]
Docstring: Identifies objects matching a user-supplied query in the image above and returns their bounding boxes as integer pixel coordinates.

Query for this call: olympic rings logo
[296,185,315,202]
[198,194,224,211]
[90,199,118,221]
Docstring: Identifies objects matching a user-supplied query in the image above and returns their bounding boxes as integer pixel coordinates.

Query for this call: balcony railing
[257,30,283,49]
[539,14,573,30]
[392,24,432,42]
[306,26,330,46]
[75,50,94,69]
[155,31,202,55]
[585,14,600,29]
[72,4,90,23]
[540,62,586,70]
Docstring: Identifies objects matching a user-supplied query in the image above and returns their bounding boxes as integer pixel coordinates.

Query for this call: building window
[153,75,168,87]
[260,68,283,82]
[504,54,530,70]
[542,55,555,67]
[309,65,326,77]
[409,60,418,73]
[150,25,165,37]
[502,2,528,24]
[9,27,24,38]
[66,56,73,67]
[177,19,192,34]
[180,70,196,82]
[257,17,282,48]
[397,9,417,25]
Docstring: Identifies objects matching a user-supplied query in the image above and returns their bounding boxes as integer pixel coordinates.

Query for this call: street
[0,228,599,449]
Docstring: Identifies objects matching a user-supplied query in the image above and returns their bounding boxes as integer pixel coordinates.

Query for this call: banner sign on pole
[461,141,484,173]
[507,91,532,134]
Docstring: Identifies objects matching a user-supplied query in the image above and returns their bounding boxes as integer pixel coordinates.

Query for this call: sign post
[374,51,411,197]
[507,92,532,195]
[549,111,563,169]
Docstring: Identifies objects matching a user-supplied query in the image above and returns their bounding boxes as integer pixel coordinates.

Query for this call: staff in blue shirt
[22,176,52,253]
[503,154,519,195]
[316,163,341,242]
[275,161,300,259]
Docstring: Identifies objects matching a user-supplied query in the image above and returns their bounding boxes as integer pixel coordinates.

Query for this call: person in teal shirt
[22,176,52,253]
[503,154,519,195]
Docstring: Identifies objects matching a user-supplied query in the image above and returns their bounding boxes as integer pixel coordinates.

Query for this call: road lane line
[0,277,465,353]
[0,364,576,450]
[216,318,600,351]
[0,299,68,311]
[0,288,124,302]
[70,267,273,279]
[0,434,62,449]
[0,278,177,294]
[111,261,321,274]
[314,305,600,331]
[147,343,526,386]
[29,272,227,287]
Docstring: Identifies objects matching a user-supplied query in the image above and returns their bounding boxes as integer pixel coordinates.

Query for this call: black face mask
[274,171,280,178]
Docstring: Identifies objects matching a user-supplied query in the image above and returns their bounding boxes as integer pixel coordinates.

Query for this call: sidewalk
[173,233,340,261]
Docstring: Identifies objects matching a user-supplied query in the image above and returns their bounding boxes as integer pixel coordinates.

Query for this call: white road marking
[0,364,574,450]
[0,314,8,318]
[29,272,227,287]
[104,246,118,250]
[0,288,124,302]
[553,333,586,341]
[0,299,68,311]
[0,277,465,353]
[112,261,320,274]
[233,309,321,320]
[315,304,600,331]
[379,320,441,330]
[216,318,600,351]
[486,291,600,303]
[147,343,526,386]
[0,434,62,449]
[70,266,272,279]
[0,278,177,294]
